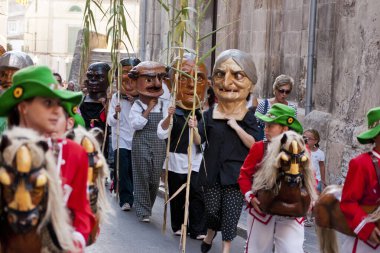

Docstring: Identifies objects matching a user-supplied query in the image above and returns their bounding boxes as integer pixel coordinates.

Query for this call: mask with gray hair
[212,49,257,84]
[0,51,34,70]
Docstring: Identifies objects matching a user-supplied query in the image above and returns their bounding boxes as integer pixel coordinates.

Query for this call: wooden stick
[181,7,201,253]
[115,58,121,200]
[162,44,184,233]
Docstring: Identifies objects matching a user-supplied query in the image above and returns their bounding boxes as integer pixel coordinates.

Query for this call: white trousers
[245,207,304,253]
[341,234,380,253]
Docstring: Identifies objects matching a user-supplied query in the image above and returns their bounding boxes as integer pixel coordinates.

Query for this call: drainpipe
[140,0,148,60]
[305,0,317,115]
[211,0,218,70]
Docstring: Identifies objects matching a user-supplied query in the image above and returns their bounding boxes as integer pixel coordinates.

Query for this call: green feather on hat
[255,103,303,134]
[0,65,83,117]
[357,107,380,144]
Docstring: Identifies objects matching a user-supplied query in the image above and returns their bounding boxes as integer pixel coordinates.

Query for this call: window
[8,21,18,35]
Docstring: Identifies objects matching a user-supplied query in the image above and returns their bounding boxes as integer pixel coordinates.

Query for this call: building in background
[139,0,380,185]
[4,0,139,82]
[0,0,9,48]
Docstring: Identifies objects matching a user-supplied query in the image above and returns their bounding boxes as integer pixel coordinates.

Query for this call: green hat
[357,107,380,144]
[255,103,303,134]
[61,102,85,127]
[0,65,83,116]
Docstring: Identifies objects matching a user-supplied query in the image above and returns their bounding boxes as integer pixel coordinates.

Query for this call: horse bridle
[87,150,98,168]
[277,148,306,187]
[0,162,48,233]
[86,150,99,213]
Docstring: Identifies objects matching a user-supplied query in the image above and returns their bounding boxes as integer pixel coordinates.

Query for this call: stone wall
[139,0,380,184]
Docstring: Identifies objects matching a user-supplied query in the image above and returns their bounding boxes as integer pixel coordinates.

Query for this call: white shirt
[129,98,169,130]
[157,108,202,174]
[311,148,325,181]
[107,92,134,150]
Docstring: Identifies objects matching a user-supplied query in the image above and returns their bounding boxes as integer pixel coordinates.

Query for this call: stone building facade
[138,0,380,184]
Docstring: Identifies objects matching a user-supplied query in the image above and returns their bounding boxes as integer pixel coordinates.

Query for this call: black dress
[197,107,260,241]
[198,107,260,186]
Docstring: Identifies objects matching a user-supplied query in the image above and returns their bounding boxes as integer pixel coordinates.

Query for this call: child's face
[18,97,62,136]
[51,107,73,139]
[303,131,317,148]
[264,123,288,141]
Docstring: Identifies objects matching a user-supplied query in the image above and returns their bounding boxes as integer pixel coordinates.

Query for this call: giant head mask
[0,51,34,91]
[86,62,111,99]
[212,49,257,120]
[169,53,208,110]
[118,57,141,97]
[128,61,166,100]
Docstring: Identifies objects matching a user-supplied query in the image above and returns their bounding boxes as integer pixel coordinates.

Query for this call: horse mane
[252,131,318,201]
[2,127,76,252]
[66,126,112,223]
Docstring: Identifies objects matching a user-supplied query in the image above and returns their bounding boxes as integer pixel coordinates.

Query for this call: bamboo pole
[180,3,201,252]
[162,0,186,233]
[115,59,121,199]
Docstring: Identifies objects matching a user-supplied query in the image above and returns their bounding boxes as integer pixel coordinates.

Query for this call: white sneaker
[174,230,181,236]
[121,203,131,211]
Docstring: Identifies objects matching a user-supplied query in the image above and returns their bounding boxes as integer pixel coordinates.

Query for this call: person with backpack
[256,74,297,140]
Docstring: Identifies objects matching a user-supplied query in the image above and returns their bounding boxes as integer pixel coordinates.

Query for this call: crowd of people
[0,48,379,253]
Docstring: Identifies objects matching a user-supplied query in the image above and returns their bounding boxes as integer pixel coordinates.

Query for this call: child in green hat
[238,103,306,253]
[0,65,95,250]
[340,106,380,253]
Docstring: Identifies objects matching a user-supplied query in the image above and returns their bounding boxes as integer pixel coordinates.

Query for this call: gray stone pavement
[87,184,344,253]
[157,186,323,253]
[86,191,246,253]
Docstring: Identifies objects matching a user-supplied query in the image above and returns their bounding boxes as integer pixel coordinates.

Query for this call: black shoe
[200,232,217,253]
[201,241,212,253]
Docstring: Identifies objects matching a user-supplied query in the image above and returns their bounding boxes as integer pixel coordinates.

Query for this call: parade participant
[61,101,86,129]
[128,61,168,222]
[53,72,63,87]
[238,103,308,253]
[67,80,76,91]
[0,51,34,91]
[0,45,5,56]
[107,57,141,211]
[340,106,380,253]
[80,62,110,130]
[0,65,95,250]
[158,53,207,239]
[0,51,34,134]
[189,49,260,253]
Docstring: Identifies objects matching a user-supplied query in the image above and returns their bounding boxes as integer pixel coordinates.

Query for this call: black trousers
[114,148,134,207]
[168,171,206,236]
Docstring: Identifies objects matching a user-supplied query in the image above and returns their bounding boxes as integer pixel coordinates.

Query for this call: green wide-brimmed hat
[357,107,380,144]
[0,65,83,116]
[61,102,85,127]
[255,103,303,134]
